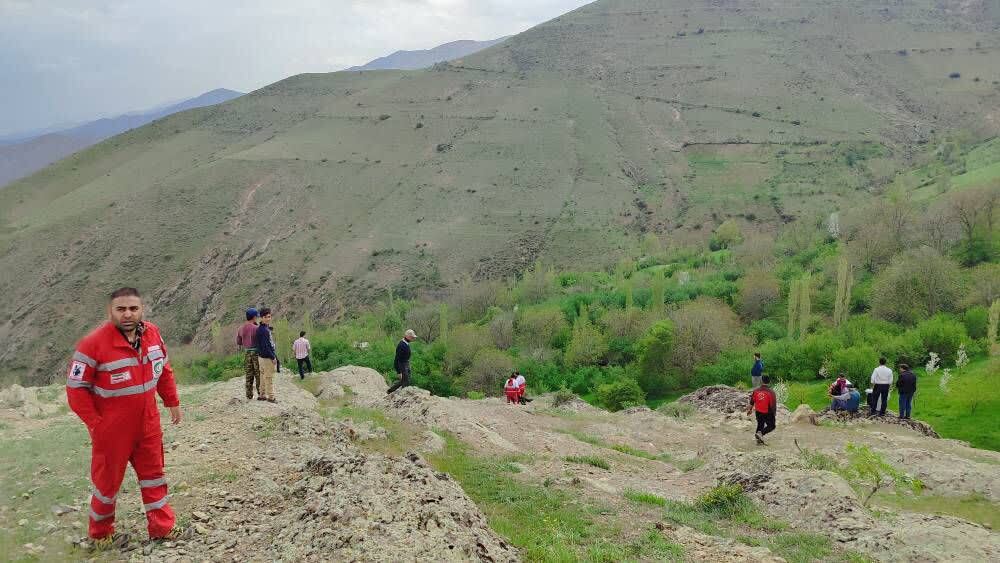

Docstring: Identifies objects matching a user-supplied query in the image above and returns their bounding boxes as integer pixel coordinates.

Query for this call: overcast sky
[0,0,591,137]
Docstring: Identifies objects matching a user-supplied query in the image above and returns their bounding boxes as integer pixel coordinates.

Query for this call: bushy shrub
[669,297,746,385]
[516,307,568,350]
[658,402,695,419]
[871,247,962,324]
[690,347,751,388]
[747,319,785,344]
[467,348,514,394]
[830,345,879,382]
[963,306,990,340]
[444,324,490,375]
[595,377,646,411]
[552,387,576,407]
[564,311,609,368]
[488,310,515,350]
[695,484,754,519]
[738,269,781,320]
[915,315,968,364]
[405,304,441,342]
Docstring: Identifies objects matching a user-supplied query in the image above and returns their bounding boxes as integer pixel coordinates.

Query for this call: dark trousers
[755,411,776,436]
[387,366,410,394]
[296,356,313,379]
[898,392,914,418]
[870,384,890,415]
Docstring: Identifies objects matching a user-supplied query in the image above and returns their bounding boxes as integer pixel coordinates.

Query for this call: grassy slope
[2,0,1000,386]
[784,357,1000,450]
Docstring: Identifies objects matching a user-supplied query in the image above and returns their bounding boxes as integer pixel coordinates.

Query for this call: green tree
[842,443,923,507]
[833,253,853,327]
[787,278,800,338]
[871,247,962,324]
[712,219,743,250]
[564,306,609,368]
[799,273,812,339]
[635,320,675,395]
[595,378,646,412]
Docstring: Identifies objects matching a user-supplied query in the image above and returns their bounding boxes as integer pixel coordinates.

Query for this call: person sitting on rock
[828,374,848,397]
[504,374,520,404]
[830,383,861,413]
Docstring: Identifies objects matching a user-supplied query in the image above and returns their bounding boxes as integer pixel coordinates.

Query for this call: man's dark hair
[762,375,770,385]
[110,287,141,301]
[260,307,272,317]
[300,331,306,337]
[879,357,887,365]
[900,363,909,370]
[754,352,761,358]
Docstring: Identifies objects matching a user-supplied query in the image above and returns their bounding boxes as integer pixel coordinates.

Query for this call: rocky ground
[1,368,998,562]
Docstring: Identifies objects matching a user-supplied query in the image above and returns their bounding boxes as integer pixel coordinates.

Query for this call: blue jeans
[898,392,914,418]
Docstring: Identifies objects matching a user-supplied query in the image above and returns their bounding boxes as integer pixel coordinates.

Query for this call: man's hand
[168,406,182,425]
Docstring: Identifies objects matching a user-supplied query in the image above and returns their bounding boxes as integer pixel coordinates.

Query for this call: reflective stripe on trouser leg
[131,431,175,538]
[89,449,129,539]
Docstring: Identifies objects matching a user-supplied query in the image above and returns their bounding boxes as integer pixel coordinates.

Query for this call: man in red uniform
[746,375,777,445]
[66,287,191,550]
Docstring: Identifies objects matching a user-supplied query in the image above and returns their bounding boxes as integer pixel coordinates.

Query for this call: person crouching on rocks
[504,373,520,404]
[514,370,532,404]
[747,375,777,445]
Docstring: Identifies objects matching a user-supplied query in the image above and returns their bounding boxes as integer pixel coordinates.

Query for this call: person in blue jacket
[751,352,764,388]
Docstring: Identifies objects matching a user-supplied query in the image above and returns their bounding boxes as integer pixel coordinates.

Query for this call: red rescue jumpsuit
[66,321,179,539]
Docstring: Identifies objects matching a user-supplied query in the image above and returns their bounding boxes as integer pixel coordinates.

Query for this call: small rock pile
[678,385,790,416]
[816,409,940,438]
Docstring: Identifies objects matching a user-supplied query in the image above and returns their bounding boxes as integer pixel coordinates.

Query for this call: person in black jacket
[896,364,917,419]
[387,329,417,394]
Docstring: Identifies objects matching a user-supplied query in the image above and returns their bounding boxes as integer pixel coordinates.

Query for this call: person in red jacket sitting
[504,374,520,404]
[746,375,778,445]
[66,287,192,551]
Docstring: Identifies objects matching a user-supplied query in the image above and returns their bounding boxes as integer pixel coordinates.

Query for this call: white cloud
[0,0,591,135]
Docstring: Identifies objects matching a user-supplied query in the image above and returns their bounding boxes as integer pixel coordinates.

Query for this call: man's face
[109,296,143,332]
[261,313,273,324]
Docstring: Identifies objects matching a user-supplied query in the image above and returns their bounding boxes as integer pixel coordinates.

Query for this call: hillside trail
[2,368,998,562]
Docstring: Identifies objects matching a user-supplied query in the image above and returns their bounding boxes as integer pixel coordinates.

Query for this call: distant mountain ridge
[347,37,509,71]
[0,88,243,187]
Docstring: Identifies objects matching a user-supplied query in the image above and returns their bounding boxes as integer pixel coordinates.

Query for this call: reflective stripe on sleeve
[73,351,97,367]
[143,495,170,512]
[96,357,139,371]
[67,380,92,389]
[139,477,166,488]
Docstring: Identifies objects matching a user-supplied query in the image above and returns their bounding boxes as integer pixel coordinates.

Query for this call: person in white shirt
[292,331,312,380]
[513,371,531,404]
[869,357,893,416]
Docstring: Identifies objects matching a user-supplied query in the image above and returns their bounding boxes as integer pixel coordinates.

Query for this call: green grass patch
[784,358,999,450]
[427,433,683,561]
[765,532,834,563]
[874,491,1000,530]
[611,444,657,459]
[565,455,611,470]
[623,489,667,507]
[0,421,91,561]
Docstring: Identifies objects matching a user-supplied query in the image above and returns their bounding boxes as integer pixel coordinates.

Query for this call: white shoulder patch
[68,361,86,381]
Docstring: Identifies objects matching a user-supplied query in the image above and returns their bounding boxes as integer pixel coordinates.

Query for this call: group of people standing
[746,353,922,446]
[237,307,315,403]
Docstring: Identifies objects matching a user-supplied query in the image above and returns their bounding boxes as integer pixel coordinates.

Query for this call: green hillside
[2,0,999,385]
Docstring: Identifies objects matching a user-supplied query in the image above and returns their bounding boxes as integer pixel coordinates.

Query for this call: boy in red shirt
[746,375,777,444]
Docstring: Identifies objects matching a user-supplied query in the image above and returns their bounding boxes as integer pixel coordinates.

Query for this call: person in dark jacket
[751,352,764,388]
[896,364,917,419]
[255,308,277,402]
[387,329,417,394]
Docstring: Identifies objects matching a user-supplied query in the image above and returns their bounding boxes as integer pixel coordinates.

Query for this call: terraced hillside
[2,0,999,385]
